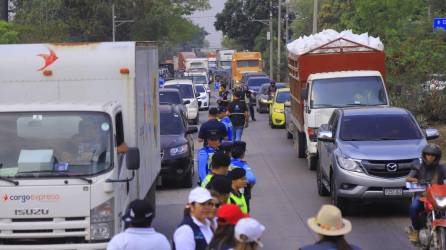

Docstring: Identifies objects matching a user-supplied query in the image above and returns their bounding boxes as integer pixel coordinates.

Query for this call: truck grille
[0,216,89,244]
[362,159,416,178]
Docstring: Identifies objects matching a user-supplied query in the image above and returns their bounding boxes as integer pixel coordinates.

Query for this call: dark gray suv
[316,107,439,212]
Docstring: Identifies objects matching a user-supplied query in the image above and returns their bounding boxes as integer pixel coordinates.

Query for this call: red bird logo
[3,194,8,202]
[37,48,58,71]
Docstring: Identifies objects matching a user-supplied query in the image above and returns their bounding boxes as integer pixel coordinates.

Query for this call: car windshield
[164,84,194,99]
[0,112,113,178]
[340,114,422,141]
[276,91,290,103]
[189,75,207,85]
[237,60,259,67]
[195,85,206,93]
[310,76,387,108]
[220,61,231,67]
[160,91,182,104]
[248,77,270,87]
[160,112,184,135]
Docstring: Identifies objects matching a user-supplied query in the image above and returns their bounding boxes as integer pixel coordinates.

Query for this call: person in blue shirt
[229,141,256,211]
[217,106,233,142]
[197,131,222,184]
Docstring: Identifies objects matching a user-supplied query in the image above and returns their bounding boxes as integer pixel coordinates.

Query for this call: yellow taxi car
[269,87,290,128]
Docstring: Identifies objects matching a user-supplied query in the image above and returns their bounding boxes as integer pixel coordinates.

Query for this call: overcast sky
[189,0,226,49]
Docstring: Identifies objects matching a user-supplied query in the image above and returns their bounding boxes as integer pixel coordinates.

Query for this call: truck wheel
[287,131,293,139]
[317,161,329,196]
[308,155,318,171]
[297,132,306,158]
[330,174,349,215]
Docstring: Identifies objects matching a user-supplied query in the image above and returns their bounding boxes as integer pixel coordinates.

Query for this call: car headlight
[261,98,268,103]
[274,108,284,113]
[434,196,446,208]
[336,154,363,173]
[170,144,188,155]
[90,198,114,240]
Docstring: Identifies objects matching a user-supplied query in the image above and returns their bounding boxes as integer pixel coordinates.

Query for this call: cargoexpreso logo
[2,193,60,203]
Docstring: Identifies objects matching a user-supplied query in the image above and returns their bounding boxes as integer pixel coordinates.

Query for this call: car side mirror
[301,88,308,100]
[318,129,335,142]
[183,100,191,105]
[126,147,140,170]
[195,92,200,98]
[186,126,198,134]
[426,128,440,140]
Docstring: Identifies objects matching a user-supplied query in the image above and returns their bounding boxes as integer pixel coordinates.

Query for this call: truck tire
[297,132,306,158]
[308,155,318,171]
[317,162,329,196]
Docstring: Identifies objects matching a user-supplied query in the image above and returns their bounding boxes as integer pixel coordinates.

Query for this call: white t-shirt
[173,216,213,250]
[107,227,171,250]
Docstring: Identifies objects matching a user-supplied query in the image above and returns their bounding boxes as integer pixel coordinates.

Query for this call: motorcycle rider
[267,80,278,97]
[406,144,446,243]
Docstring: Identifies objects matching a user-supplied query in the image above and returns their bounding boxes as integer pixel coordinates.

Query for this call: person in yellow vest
[228,168,249,214]
[201,151,231,188]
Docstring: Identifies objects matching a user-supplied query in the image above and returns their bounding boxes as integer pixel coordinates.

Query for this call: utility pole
[312,0,318,34]
[277,0,281,81]
[112,4,135,42]
[269,0,273,80]
[1,0,8,21]
[285,0,289,43]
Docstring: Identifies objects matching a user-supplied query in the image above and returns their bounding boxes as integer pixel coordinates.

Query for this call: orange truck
[178,51,196,71]
[231,51,262,86]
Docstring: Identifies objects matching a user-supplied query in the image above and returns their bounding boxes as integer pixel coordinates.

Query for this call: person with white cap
[107,199,171,250]
[232,218,265,250]
[174,187,215,250]
[300,205,361,250]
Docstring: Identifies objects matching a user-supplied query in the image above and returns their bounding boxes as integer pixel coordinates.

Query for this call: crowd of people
[106,81,380,250]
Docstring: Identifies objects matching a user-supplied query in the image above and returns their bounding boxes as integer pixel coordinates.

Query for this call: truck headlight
[90,198,114,240]
[336,154,363,173]
[434,196,446,208]
[170,144,188,156]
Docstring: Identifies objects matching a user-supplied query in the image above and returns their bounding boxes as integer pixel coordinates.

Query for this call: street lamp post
[112,4,135,42]
[277,0,282,82]
[269,0,273,80]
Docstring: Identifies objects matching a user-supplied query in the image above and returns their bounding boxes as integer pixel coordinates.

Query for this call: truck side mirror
[183,100,191,105]
[126,147,140,170]
[426,128,440,140]
[301,88,308,100]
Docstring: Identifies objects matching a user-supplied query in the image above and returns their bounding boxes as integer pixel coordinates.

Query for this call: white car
[195,84,210,110]
[164,79,200,125]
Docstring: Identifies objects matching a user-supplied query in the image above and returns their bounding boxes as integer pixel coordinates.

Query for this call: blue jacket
[220,116,233,141]
[197,146,217,182]
[230,158,256,185]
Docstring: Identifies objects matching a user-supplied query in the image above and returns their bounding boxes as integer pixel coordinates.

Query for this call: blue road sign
[434,18,446,31]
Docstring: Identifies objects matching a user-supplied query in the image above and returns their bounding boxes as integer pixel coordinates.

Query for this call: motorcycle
[407,182,446,249]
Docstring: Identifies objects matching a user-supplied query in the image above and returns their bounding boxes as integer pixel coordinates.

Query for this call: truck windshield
[310,76,387,108]
[0,112,112,178]
[340,114,422,141]
[220,61,231,67]
[164,84,194,99]
[248,77,270,87]
[160,91,182,104]
[276,91,290,103]
[237,60,259,67]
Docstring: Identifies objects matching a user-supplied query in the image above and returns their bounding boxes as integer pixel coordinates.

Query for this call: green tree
[0,21,19,43]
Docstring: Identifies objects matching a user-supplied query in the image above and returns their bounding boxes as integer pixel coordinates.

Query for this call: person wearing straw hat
[233,218,265,250]
[300,205,361,250]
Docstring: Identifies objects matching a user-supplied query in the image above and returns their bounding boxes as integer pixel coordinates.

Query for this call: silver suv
[316,107,439,212]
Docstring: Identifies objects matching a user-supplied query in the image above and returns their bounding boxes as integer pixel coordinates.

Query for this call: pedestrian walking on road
[227,92,248,141]
[218,106,233,142]
[202,152,231,188]
[198,107,228,145]
[174,187,215,250]
[228,168,249,214]
[206,204,249,250]
[233,218,265,250]
[198,131,222,184]
[244,89,256,121]
[300,204,361,250]
[107,199,171,250]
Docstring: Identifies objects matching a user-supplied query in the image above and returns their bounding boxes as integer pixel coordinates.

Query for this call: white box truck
[216,49,236,70]
[0,42,160,249]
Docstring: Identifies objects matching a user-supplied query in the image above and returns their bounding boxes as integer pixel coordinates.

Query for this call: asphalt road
[153,94,415,250]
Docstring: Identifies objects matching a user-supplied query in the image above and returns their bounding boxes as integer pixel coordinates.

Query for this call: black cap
[218,106,227,113]
[232,141,247,151]
[229,167,246,180]
[212,151,231,168]
[209,107,219,116]
[207,175,232,194]
[122,199,154,225]
[207,130,221,140]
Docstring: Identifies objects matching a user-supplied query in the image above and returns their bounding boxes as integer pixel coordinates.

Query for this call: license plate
[384,188,403,196]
